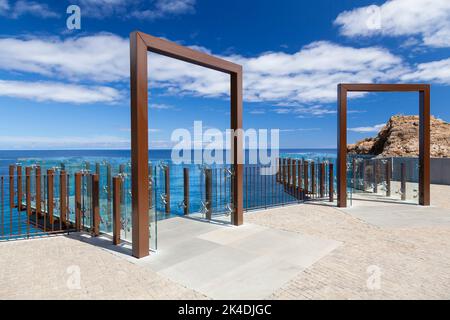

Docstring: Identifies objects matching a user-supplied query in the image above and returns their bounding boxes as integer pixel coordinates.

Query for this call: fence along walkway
[0,165,101,240]
[1,159,335,247]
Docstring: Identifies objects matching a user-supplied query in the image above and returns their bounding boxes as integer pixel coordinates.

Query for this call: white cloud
[0,34,405,106]
[401,58,450,85]
[131,0,195,19]
[149,40,406,106]
[348,123,385,133]
[248,109,265,115]
[76,0,195,19]
[0,34,129,82]
[279,128,321,133]
[0,0,59,18]
[6,32,450,116]
[149,103,174,110]
[274,104,337,118]
[0,80,122,103]
[0,0,9,12]
[334,0,450,48]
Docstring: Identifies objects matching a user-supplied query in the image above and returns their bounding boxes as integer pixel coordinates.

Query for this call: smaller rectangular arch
[337,83,430,208]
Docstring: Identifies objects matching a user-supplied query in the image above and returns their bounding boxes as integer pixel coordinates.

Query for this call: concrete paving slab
[141,217,340,299]
[341,202,450,228]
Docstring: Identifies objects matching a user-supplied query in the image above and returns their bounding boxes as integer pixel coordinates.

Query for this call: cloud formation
[0,0,59,18]
[335,0,450,48]
[401,58,450,85]
[0,32,448,109]
[0,80,122,103]
[348,123,385,133]
[76,0,196,20]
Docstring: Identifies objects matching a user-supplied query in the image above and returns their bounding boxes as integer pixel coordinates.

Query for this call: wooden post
[165,165,170,214]
[47,169,54,228]
[205,168,212,220]
[311,162,316,195]
[183,167,189,215]
[292,160,297,198]
[35,166,41,219]
[75,172,82,231]
[298,160,302,191]
[91,174,100,236]
[304,161,309,194]
[287,158,292,186]
[419,87,430,206]
[401,163,407,201]
[329,163,334,202]
[276,158,281,182]
[113,176,121,245]
[17,165,22,211]
[26,167,31,236]
[60,170,67,226]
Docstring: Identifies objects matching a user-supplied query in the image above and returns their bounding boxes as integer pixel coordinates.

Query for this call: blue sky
[0,0,449,149]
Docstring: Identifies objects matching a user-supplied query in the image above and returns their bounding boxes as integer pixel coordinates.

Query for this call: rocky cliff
[347,115,450,158]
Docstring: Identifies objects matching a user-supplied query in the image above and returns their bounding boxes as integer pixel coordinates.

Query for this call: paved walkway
[246,202,450,299]
[1,185,449,299]
[0,236,205,300]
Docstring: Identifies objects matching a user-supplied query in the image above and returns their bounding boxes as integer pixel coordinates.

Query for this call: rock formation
[347,115,450,158]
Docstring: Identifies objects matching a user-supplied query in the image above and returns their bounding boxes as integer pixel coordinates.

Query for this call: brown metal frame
[130,31,244,258]
[337,83,431,208]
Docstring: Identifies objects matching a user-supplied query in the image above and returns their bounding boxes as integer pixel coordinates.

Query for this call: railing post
[26,167,31,236]
[112,176,121,245]
[9,165,14,209]
[287,158,292,187]
[47,169,54,229]
[320,163,325,198]
[304,161,309,195]
[311,161,316,195]
[165,165,170,214]
[183,167,190,215]
[75,172,82,231]
[17,165,22,211]
[205,168,212,220]
[276,158,280,182]
[329,163,334,202]
[401,163,406,201]
[60,170,67,226]
[297,160,302,191]
[293,160,297,198]
[282,158,286,186]
[386,160,391,197]
[91,174,100,236]
[35,166,41,221]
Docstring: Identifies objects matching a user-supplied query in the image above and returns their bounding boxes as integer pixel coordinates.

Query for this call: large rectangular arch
[337,83,430,208]
[130,31,244,258]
